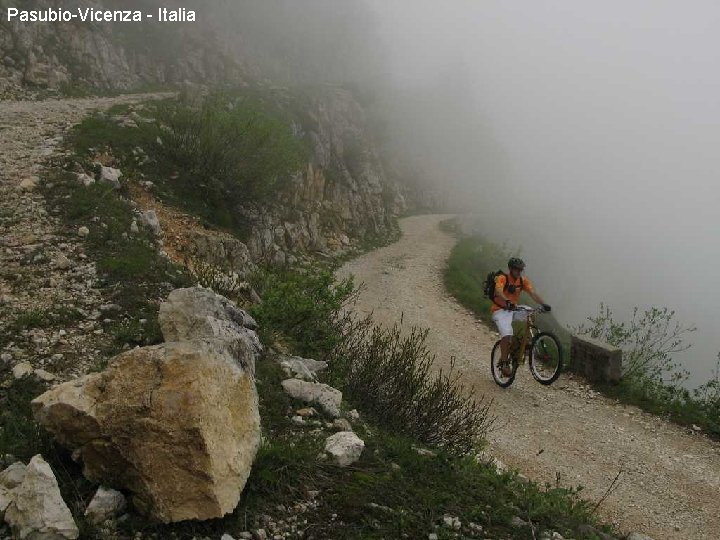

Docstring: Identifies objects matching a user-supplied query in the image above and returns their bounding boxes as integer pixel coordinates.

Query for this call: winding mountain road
[338,214,720,540]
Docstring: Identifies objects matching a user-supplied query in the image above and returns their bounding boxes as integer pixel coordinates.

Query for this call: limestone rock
[281,379,342,417]
[77,226,89,238]
[18,176,39,191]
[277,355,328,381]
[139,210,162,236]
[0,484,12,519]
[0,462,27,489]
[12,362,33,379]
[324,431,364,466]
[84,486,126,525]
[32,339,261,523]
[99,166,122,189]
[4,455,79,540]
[159,287,261,373]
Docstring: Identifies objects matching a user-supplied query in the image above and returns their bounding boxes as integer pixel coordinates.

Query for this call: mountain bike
[491,306,563,387]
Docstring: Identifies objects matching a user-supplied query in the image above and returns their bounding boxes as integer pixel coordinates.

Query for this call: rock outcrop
[4,455,79,540]
[31,288,262,523]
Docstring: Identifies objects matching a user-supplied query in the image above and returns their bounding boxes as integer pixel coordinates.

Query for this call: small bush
[250,267,357,359]
[331,319,493,455]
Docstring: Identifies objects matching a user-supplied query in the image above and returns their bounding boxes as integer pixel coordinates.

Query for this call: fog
[213,1,719,385]
[358,0,720,386]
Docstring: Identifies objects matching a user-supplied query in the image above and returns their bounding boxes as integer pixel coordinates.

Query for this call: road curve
[338,214,720,540]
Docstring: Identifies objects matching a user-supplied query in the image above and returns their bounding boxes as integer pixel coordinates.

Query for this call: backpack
[483,270,524,304]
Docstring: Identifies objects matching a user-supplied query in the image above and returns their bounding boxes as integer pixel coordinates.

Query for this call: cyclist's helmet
[508,257,525,270]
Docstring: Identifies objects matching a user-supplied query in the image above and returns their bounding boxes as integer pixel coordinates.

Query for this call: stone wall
[570,334,623,384]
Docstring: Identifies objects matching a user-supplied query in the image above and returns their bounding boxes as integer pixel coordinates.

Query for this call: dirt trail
[338,214,720,540]
[0,94,169,377]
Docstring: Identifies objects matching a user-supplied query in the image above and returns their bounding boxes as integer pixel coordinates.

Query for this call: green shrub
[250,267,356,359]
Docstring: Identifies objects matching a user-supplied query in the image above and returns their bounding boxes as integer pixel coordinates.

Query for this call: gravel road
[338,214,720,540]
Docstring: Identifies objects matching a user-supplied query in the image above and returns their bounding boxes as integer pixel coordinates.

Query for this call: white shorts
[492,306,531,337]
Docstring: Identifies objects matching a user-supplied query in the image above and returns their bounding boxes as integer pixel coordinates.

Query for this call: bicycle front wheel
[529,332,563,385]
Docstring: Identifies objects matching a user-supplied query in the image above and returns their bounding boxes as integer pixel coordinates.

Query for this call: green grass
[43,160,190,356]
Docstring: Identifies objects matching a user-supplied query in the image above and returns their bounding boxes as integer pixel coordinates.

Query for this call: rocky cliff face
[0,0,240,98]
[242,87,405,265]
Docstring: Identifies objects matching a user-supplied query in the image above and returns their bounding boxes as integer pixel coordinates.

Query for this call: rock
[159,287,262,373]
[281,379,342,417]
[295,407,317,418]
[324,431,364,466]
[129,219,139,234]
[0,462,27,489]
[139,210,162,236]
[53,254,72,270]
[0,485,12,519]
[76,173,95,187]
[510,516,528,528]
[4,455,79,539]
[332,418,352,432]
[99,166,122,189]
[443,515,461,529]
[34,369,56,382]
[12,362,33,379]
[253,529,267,540]
[84,486,126,525]
[428,534,438,540]
[221,535,236,540]
[18,176,39,191]
[32,338,261,523]
[346,409,360,421]
[77,226,90,238]
[277,355,328,381]
[291,416,306,426]
[627,534,655,540]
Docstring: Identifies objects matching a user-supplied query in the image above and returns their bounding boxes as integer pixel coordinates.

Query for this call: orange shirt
[491,273,534,312]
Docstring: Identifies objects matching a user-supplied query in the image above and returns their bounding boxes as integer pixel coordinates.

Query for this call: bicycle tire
[529,332,563,385]
[491,339,516,388]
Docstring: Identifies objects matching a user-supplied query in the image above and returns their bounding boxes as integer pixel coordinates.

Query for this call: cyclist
[491,257,551,377]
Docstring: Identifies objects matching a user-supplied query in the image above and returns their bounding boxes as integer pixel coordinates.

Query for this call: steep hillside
[0,0,241,98]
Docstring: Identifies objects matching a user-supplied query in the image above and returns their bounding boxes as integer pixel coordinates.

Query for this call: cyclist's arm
[528,290,546,305]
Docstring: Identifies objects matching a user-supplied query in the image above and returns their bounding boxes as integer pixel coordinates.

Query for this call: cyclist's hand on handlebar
[505,300,516,311]
[541,304,551,312]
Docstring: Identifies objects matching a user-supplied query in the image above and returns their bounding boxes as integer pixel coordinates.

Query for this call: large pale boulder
[32,338,261,523]
[4,455,79,539]
[281,379,342,417]
[159,287,262,373]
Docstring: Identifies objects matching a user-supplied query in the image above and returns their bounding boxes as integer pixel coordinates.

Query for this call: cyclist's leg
[492,310,514,376]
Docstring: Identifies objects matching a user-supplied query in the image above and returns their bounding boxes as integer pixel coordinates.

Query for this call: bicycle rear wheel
[529,332,563,385]
[491,340,516,387]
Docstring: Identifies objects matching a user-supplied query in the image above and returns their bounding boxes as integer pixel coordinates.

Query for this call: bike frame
[510,308,539,366]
